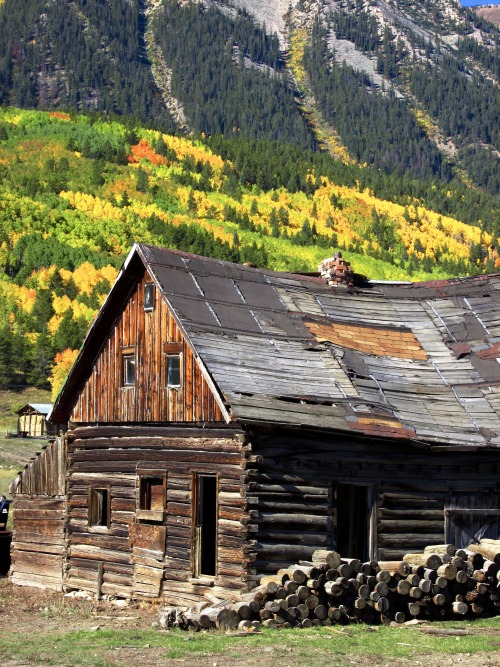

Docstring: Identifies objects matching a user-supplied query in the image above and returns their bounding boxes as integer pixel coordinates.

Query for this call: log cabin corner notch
[10,244,500,603]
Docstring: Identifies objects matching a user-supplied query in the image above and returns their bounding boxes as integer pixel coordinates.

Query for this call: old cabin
[10,244,500,603]
[16,403,61,438]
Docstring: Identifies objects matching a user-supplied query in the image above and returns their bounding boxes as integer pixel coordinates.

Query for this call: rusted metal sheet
[129,523,166,554]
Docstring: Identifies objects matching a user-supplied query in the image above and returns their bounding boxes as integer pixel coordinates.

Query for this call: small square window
[139,477,165,511]
[123,354,136,386]
[167,354,181,387]
[137,475,166,523]
[144,283,155,311]
[89,488,110,528]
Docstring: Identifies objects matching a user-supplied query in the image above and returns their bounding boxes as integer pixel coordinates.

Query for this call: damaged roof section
[53,244,500,450]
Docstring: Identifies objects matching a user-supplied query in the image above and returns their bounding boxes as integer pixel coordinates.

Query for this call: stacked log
[163,541,500,630]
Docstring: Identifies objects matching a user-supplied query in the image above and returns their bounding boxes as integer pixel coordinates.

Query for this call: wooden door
[193,474,218,577]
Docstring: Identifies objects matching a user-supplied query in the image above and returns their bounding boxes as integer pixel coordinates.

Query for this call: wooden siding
[71,271,224,424]
[10,437,68,590]
[13,436,67,496]
[64,425,249,603]
[11,496,66,590]
[246,430,500,574]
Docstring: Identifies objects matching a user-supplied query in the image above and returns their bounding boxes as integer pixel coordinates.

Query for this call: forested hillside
[0,109,497,394]
[0,0,498,202]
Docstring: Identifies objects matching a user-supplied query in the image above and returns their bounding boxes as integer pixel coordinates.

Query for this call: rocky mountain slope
[0,0,498,203]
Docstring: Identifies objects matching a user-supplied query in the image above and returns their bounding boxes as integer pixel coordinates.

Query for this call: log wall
[71,271,223,424]
[10,437,68,590]
[10,496,66,590]
[64,425,250,603]
[247,429,500,574]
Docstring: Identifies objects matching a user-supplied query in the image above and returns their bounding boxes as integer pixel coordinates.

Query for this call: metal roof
[16,404,53,416]
[52,244,500,449]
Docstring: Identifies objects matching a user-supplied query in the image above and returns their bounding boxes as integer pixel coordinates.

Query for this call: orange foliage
[50,112,71,121]
[128,139,166,167]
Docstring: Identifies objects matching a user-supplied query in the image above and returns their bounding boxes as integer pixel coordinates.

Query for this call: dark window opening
[123,354,136,386]
[167,354,181,387]
[446,495,500,549]
[89,488,110,528]
[144,283,155,311]
[194,474,217,577]
[139,477,165,512]
[335,483,370,561]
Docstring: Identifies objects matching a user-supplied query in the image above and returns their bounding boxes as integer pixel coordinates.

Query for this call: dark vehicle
[0,496,12,576]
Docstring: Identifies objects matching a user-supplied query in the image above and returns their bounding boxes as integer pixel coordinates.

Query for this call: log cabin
[10,243,500,602]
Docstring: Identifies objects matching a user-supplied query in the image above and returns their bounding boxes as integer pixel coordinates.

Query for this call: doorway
[194,474,217,577]
[334,483,373,561]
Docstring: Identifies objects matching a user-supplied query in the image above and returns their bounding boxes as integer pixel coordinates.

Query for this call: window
[89,488,110,528]
[123,354,136,386]
[137,475,166,522]
[167,354,181,387]
[144,283,155,311]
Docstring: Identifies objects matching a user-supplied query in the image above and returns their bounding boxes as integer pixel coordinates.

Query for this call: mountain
[0,2,500,391]
[475,5,500,27]
[0,0,499,202]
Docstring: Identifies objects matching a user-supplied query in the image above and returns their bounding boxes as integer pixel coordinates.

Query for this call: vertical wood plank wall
[71,271,223,424]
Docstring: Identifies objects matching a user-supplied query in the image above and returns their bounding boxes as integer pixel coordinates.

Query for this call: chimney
[318,252,354,287]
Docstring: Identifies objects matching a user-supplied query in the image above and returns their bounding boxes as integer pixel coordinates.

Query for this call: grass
[0,387,52,499]
[0,386,51,432]
[1,577,500,667]
[0,618,499,667]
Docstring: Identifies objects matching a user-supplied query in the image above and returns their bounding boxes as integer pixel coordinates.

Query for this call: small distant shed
[16,404,60,438]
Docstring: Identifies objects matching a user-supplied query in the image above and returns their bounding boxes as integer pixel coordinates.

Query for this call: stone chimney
[318,252,354,287]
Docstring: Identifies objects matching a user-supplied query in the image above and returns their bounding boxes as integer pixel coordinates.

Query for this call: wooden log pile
[161,541,500,631]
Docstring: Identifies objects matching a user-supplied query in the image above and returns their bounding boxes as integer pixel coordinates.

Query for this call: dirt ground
[2,577,500,667]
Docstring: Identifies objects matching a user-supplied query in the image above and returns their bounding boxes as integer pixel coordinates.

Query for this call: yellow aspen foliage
[71,300,95,324]
[60,191,123,221]
[288,29,308,85]
[26,266,57,289]
[129,201,170,221]
[24,332,39,345]
[58,268,72,285]
[52,294,72,316]
[16,286,37,313]
[71,262,107,296]
[50,348,79,401]
[156,133,224,171]
[202,222,234,245]
[47,314,63,336]
[99,265,118,286]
